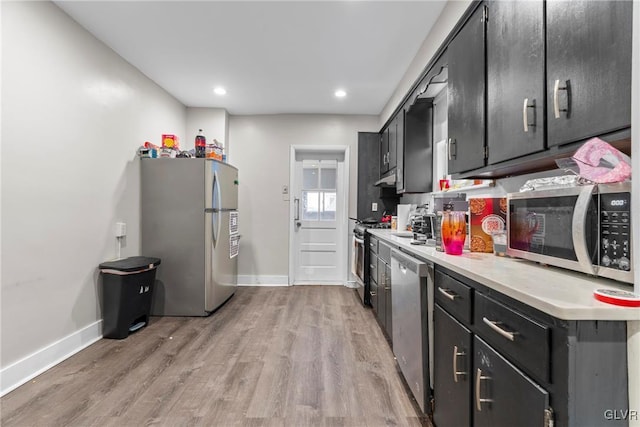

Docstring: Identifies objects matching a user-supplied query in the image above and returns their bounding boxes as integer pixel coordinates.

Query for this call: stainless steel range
[352,219,390,306]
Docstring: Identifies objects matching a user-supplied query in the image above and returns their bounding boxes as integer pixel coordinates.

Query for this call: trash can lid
[99,256,161,272]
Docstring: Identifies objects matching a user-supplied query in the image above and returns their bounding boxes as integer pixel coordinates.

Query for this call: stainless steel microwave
[507,182,632,284]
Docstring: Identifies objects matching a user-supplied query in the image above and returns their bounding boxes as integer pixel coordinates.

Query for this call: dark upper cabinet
[487,0,545,164]
[546,0,632,147]
[358,132,391,220]
[448,5,486,174]
[396,108,406,192]
[399,100,433,194]
[388,116,397,172]
[380,127,389,175]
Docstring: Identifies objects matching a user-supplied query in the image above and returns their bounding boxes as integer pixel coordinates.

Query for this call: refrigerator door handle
[211,172,221,248]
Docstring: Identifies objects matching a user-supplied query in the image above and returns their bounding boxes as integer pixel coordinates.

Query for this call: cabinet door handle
[482,317,517,341]
[370,291,377,297]
[553,79,568,119]
[523,98,535,132]
[475,368,493,411]
[447,138,453,160]
[438,287,459,301]
[370,264,375,269]
[453,345,467,383]
[384,286,391,291]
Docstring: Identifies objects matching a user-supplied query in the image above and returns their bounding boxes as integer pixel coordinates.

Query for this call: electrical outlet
[372,203,378,212]
[115,222,126,238]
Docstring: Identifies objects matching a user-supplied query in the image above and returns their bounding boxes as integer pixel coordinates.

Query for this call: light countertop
[368,229,639,321]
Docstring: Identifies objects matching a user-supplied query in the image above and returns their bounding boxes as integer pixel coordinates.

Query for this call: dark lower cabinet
[447,4,486,174]
[546,0,632,147]
[487,0,545,164]
[473,336,550,427]
[433,305,472,427]
[375,245,392,341]
[384,263,392,337]
[369,279,378,315]
[433,266,629,427]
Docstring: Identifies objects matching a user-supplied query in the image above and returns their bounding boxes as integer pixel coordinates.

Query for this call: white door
[291,152,347,285]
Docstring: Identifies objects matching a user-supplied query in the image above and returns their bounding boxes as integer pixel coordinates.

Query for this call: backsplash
[400,168,569,209]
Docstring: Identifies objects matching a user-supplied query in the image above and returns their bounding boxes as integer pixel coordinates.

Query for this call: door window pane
[320,167,337,190]
[302,191,319,220]
[320,192,337,220]
[303,168,319,189]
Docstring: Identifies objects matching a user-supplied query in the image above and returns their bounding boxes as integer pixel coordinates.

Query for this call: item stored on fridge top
[469,197,507,253]
[161,134,180,150]
[195,129,206,158]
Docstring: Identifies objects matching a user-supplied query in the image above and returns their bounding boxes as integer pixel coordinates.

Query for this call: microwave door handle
[572,185,597,275]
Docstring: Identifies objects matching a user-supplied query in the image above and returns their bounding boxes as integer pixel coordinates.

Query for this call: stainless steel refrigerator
[141,158,239,316]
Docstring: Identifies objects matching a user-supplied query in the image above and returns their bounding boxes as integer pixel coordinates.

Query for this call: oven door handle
[572,185,597,275]
[354,236,365,245]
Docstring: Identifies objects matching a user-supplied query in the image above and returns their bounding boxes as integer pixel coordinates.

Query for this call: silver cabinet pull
[475,368,493,411]
[523,98,535,132]
[553,79,568,119]
[453,345,466,383]
[438,287,458,301]
[482,317,517,341]
[447,138,452,160]
[370,291,377,297]
[384,286,391,291]
[370,264,375,269]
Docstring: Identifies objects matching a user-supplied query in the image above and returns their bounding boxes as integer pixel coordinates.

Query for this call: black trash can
[99,256,161,339]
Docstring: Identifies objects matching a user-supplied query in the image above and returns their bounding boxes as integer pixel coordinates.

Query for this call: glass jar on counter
[441,211,466,255]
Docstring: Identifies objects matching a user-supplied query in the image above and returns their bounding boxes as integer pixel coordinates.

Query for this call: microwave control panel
[599,193,631,271]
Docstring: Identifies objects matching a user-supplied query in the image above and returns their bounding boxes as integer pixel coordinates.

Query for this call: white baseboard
[0,320,103,397]
[237,275,289,286]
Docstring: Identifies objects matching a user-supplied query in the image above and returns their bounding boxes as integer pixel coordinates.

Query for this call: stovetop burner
[354,220,391,237]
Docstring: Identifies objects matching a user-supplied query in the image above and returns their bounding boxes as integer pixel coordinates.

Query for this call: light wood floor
[1,286,430,427]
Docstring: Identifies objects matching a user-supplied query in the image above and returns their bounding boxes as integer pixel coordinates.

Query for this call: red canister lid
[594,289,640,307]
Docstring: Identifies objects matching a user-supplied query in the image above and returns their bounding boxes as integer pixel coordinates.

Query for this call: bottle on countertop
[195,129,206,158]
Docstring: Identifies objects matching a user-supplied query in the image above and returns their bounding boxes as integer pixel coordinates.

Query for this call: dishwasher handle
[391,249,430,277]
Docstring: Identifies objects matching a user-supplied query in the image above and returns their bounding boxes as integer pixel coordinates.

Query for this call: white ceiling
[55,1,446,115]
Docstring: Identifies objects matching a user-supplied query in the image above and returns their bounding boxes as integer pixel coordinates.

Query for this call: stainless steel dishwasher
[391,248,434,414]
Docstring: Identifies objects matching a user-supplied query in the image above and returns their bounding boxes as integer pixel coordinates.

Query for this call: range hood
[375,170,396,187]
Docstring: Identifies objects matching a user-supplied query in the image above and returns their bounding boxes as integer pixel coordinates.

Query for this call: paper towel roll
[396,204,415,232]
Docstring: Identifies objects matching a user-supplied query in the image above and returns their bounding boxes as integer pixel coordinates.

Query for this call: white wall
[228,114,377,284]
[1,0,185,384]
[379,0,472,128]
[185,108,229,154]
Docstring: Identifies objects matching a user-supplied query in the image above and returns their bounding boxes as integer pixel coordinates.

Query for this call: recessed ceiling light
[214,87,227,96]
[334,89,347,98]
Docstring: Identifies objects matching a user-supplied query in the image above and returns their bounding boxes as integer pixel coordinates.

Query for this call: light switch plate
[372,203,378,212]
